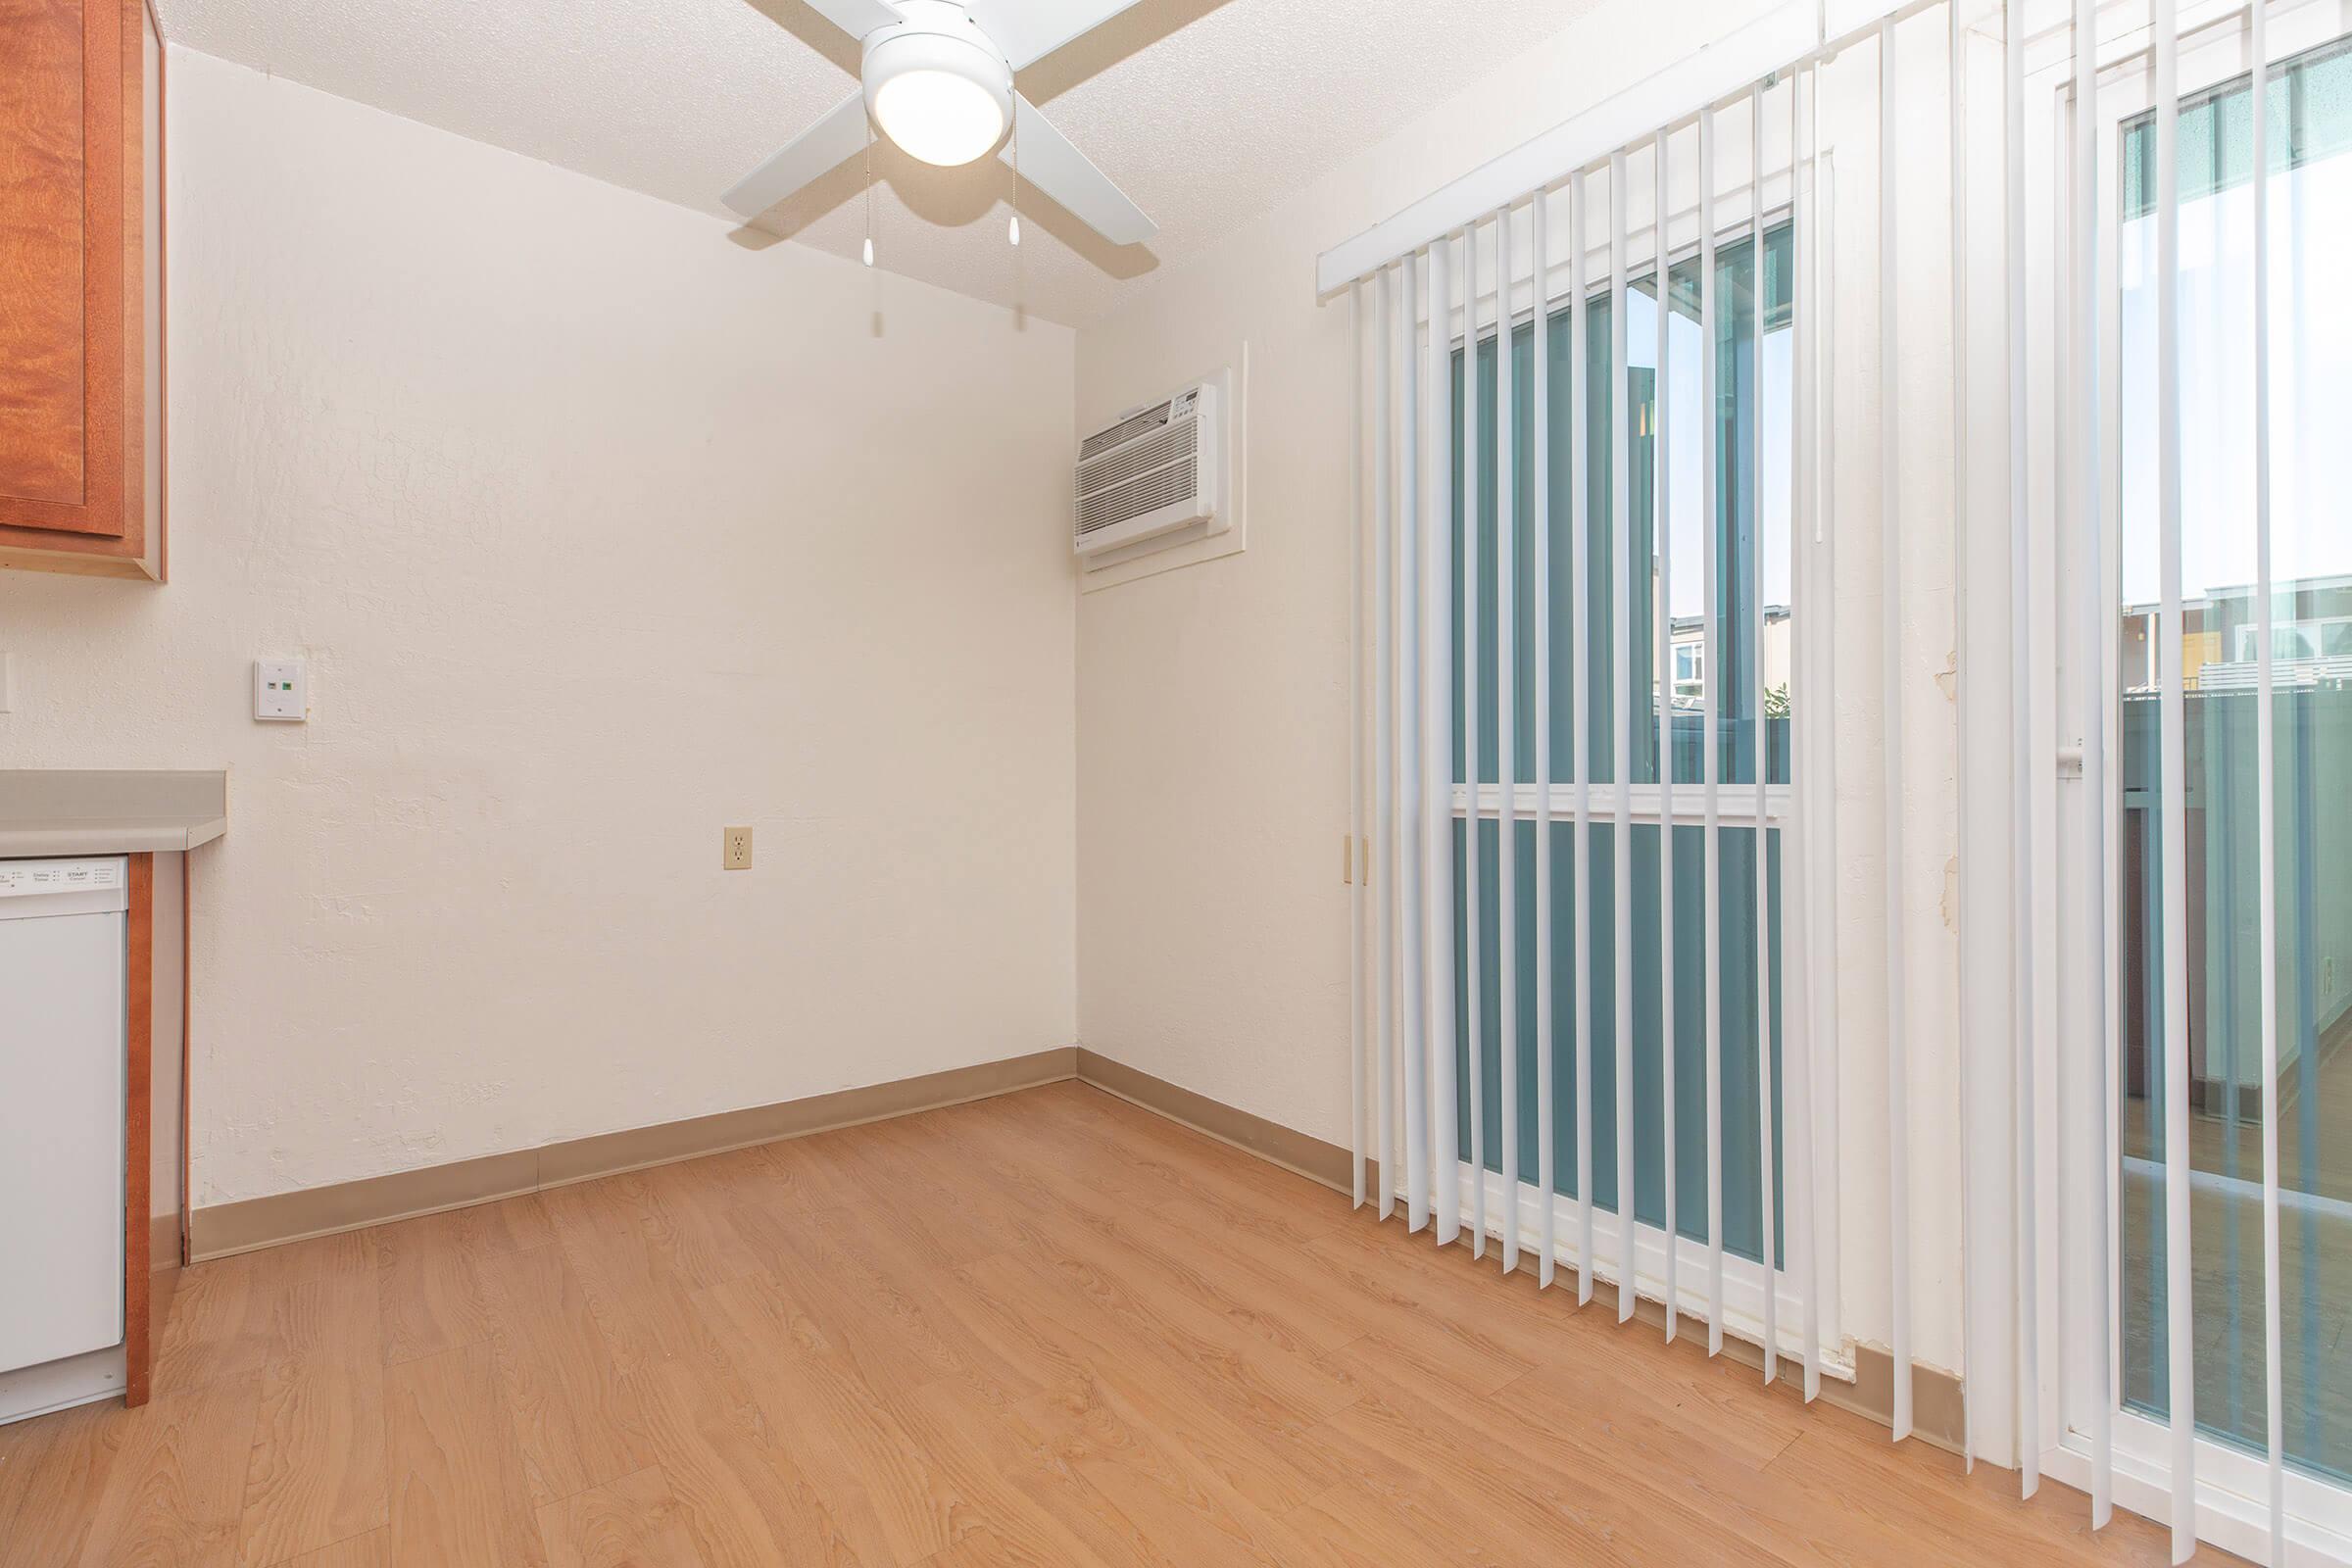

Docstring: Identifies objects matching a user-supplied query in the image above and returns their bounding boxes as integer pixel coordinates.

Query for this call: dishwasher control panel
[0,858,126,899]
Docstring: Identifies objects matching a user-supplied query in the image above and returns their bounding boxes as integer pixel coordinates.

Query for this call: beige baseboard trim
[1072,1048,1354,1194]
[188,1047,1080,1262]
[150,1212,180,1271]
[1848,1347,1968,1454]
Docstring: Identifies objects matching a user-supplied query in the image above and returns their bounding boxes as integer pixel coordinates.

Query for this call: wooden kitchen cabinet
[0,0,166,579]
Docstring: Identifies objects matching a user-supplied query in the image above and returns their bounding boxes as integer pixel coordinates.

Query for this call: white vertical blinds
[2023,0,2322,1551]
[1331,0,2343,1551]
[1346,56,1837,1390]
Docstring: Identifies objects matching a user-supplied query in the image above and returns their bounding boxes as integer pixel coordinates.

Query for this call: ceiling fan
[723,0,1158,248]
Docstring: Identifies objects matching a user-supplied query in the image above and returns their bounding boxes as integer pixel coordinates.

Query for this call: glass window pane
[2117,33,2352,1482]
[1450,215,1795,1273]
[1713,227,1794,788]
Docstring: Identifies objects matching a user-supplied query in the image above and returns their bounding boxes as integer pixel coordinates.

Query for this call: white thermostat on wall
[254,659,307,721]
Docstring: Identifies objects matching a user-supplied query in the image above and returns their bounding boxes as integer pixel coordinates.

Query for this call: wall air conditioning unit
[1073,380,1225,562]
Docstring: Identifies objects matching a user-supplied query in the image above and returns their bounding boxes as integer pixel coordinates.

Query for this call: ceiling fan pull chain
[1009,115,1022,247]
[863,120,876,267]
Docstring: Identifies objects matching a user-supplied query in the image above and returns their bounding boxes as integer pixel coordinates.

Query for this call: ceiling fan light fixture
[861,22,1012,169]
[722,0,1158,250]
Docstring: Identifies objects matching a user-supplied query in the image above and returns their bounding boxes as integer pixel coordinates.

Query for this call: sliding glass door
[2043,10,2352,1547]
[2114,30,2352,1484]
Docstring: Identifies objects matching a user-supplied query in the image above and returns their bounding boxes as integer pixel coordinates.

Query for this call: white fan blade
[803,0,903,40]
[1000,94,1154,245]
[723,91,871,218]
[963,0,1147,70]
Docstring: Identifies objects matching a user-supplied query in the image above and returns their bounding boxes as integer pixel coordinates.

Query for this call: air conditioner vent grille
[1078,400,1171,461]
[1077,459,1198,536]
[1070,377,1221,563]
[1077,418,1197,494]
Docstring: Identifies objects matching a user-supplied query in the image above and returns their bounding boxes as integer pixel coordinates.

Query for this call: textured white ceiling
[153,0,1607,324]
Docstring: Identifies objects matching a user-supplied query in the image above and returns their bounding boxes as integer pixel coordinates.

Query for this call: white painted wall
[1072,0,1971,1380]
[0,50,1079,1208]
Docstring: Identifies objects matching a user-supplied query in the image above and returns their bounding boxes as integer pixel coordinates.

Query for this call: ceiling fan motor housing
[860,1,1016,166]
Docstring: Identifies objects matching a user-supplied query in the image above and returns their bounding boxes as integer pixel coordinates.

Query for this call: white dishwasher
[0,858,128,1424]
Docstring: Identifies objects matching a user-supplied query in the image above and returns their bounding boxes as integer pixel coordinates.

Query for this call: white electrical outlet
[255,659,308,721]
[722,826,754,870]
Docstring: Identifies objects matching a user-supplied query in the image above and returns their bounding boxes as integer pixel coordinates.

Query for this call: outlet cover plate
[255,659,307,721]
[722,826,753,870]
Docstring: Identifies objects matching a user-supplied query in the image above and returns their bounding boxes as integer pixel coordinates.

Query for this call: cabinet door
[0,0,128,539]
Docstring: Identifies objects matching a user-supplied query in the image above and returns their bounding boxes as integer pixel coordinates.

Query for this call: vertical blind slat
[2069,0,2111,1522]
[1463,218,1486,1260]
[1611,147,1638,1325]
[1749,79,1781,1387]
[1654,129,1680,1344]
[1351,280,1368,1214]
[1401,251,1420,1241]
[2003,0,2041,1497]
[1791,60,1820,1404]
[1420,239,1439,1241]
[2151,0,2195,1554]
[2249,0,2283,1553]
[1534,187,1558,1293]
[1496,202,1520,1277]
[1880,15,1915,1444]
[1573,167,1598,1307]
[1817,120,1843,1416]
[1376,263,1398,1226]
[1700,105,1727,1358]
[1430,234,1462,1250]
[1950,0,1979,1478]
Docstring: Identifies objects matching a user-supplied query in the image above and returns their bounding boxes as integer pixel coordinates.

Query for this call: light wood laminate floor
[0,1081,2227,1566]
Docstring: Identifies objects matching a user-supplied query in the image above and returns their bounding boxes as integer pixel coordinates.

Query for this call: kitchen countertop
[0,770,228,857]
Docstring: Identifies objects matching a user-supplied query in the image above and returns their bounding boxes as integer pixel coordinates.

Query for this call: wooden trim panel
[176,846,188,1267]
[122,851,152,1406]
